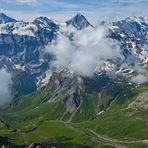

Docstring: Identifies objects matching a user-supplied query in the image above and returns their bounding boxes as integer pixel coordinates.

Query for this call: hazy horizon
[0,0,148,25]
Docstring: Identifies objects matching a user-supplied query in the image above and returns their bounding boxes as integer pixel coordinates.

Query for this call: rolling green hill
[0,73,148,147]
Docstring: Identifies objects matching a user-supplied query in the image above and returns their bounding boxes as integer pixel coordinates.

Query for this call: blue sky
[0,0,148,24]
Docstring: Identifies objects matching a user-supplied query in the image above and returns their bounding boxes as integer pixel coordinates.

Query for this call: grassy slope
[75,84,148,147]
[0,84,109,147]
[0,83,148,147]
[0,120,112,148]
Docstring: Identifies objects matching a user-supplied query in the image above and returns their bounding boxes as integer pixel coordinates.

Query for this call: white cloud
[0,68,13,107]
[1,0,148,25]
[131,66,148,84]
[47,26,123,76]
[3,0,38,6]
[131,74,148,84]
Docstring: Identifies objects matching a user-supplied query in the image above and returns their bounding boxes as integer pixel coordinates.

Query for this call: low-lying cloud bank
[47,26,124,77]
[131,66,148,84]
[47,26,148,84]
[0,68,13,107]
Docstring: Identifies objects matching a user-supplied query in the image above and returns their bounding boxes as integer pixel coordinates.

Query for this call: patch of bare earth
[128,91,148,110]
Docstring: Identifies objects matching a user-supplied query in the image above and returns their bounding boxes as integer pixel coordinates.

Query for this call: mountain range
[0,13,148,148]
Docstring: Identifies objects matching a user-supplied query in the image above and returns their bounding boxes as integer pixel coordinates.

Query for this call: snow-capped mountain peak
[66,13,93,29]
[0,14,148,89]
[33,16,59,32]
[0,12,17,24]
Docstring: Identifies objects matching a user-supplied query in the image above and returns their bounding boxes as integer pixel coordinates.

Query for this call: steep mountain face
[66,13,92,29]
[0,14,60,95]
[33,16,59,43]
[109,17,148,64]
[0,13,17,23]
[0,13,93,96]
[0,13,148,96]
[0,17,58,62]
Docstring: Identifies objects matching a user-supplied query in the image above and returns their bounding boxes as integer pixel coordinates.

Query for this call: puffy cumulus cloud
[131,74,148,84]
[47,26,124,77]
[130,45,148,84]
[131,66,148,84]
[0,68,13,107]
